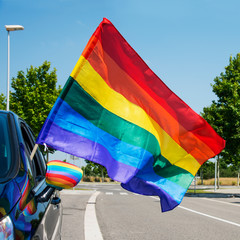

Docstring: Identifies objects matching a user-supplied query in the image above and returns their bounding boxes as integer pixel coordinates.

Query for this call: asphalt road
[61,184,240,240]
[60,190,91,239]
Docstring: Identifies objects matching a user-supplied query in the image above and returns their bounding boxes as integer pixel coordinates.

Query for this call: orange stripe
[47,177,75,187]
[85,40,216,164]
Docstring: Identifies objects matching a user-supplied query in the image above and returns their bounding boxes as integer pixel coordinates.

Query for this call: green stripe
[153,162,194,189]
[60,77,161,157]
[60,77,192,189]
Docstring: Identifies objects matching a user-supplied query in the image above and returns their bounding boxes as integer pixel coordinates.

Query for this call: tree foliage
[198,161,215,180]
[202,54,240,168]
[0,94,6,110]
[83,160,108,178]
[10,61,62,136]
[198,160,237,180]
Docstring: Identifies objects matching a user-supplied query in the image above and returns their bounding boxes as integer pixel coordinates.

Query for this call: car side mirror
[45,160,83,190]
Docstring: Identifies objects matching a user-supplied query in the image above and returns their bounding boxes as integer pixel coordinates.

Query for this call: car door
[21,122,62,240]
[11,121,49,239]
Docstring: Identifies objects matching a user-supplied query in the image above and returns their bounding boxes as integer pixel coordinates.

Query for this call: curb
[186,192,240,198]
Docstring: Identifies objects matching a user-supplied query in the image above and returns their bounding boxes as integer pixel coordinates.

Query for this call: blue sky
[0,0,239,161]
[1,0,240,113]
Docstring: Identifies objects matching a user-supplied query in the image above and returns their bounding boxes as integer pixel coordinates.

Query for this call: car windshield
[0,113,12,178]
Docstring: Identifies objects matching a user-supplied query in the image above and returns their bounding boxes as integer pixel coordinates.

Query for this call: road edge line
[84,191,103,240]
[178,205,240,227]
[150,196,240,227]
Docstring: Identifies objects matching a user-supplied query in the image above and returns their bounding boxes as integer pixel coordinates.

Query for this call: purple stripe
[40,122,138,183]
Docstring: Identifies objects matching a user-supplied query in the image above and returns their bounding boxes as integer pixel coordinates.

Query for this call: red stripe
[85,42,216,163]
[46,173,77,185]
[82,18,225,155]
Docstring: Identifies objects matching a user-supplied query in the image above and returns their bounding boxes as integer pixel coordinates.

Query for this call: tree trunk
[101,167,104,183]
[200,168,203,185]
[238,168,240,187]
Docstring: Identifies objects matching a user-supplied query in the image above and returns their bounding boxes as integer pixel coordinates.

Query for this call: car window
[20,122,46,184]
[0,114,12,178]
[27,127,47,172]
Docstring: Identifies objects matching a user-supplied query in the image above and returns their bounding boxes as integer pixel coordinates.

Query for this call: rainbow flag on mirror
[36,18,225,212]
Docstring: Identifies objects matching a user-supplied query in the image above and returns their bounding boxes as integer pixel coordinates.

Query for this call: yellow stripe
[70,56,200,175]
[48,162,83,173]
[46,180,73,189]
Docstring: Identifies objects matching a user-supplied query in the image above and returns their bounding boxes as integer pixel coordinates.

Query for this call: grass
[197,177,238,186]
[82,176,114,183]
[187,189,212,194]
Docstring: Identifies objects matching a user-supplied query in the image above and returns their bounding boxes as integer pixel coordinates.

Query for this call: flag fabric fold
[36,18,225,212]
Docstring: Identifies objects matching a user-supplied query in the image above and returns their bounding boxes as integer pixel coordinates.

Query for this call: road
[61,183,240,240]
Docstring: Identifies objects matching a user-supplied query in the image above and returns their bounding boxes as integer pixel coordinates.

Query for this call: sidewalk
[187,185,240,198]
[208,187,240,194]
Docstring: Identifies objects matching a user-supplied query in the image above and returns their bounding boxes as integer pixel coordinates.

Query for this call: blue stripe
[122,158,187,211]
[45,98,152,170]
[47,168,82,182]
[38,122,140,183]
[137,168,186,204]
[48,165,82,176]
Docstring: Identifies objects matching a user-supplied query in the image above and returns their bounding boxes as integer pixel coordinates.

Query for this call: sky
[0,0,239,163]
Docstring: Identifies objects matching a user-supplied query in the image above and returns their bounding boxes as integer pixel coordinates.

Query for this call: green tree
[10,61,62,136]
[0,93,6,110]
[202,54,240,185]
[83,160,108,180]
[198,160,215,181]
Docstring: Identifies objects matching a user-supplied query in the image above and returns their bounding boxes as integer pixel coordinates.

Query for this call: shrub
[95,177,101,182]
[83,176,92,182]
[232,181,236,186]
[210,180,215,185]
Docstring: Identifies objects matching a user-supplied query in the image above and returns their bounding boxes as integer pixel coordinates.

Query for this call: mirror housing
[45,160,83,190]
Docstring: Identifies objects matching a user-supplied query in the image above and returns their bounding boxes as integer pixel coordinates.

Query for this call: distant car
[0,110,63,240]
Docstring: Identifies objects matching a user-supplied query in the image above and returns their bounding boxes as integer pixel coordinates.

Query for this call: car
[0,110,64,240]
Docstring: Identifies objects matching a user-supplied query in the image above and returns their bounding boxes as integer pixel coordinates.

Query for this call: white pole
[238,169,239,187]
[6,31,10,111]
[5,25,24,111]
[214,157,217,192]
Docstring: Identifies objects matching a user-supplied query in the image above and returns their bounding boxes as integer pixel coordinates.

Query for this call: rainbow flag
[36,18,225,212]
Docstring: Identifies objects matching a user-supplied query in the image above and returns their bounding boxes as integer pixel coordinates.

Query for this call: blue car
[0,111,63,239]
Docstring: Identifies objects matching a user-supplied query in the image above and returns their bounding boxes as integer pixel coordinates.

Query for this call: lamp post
[5,25,24,111]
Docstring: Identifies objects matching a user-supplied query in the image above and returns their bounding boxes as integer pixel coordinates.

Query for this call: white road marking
[120,192,128,195]
[84,191,103,240]
[178,206,240,227]
[106,192,113,195]
[150,196,240,227]
[201,197,240,207]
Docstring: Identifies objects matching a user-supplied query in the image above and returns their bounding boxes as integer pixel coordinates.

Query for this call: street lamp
[5,25,24,111]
